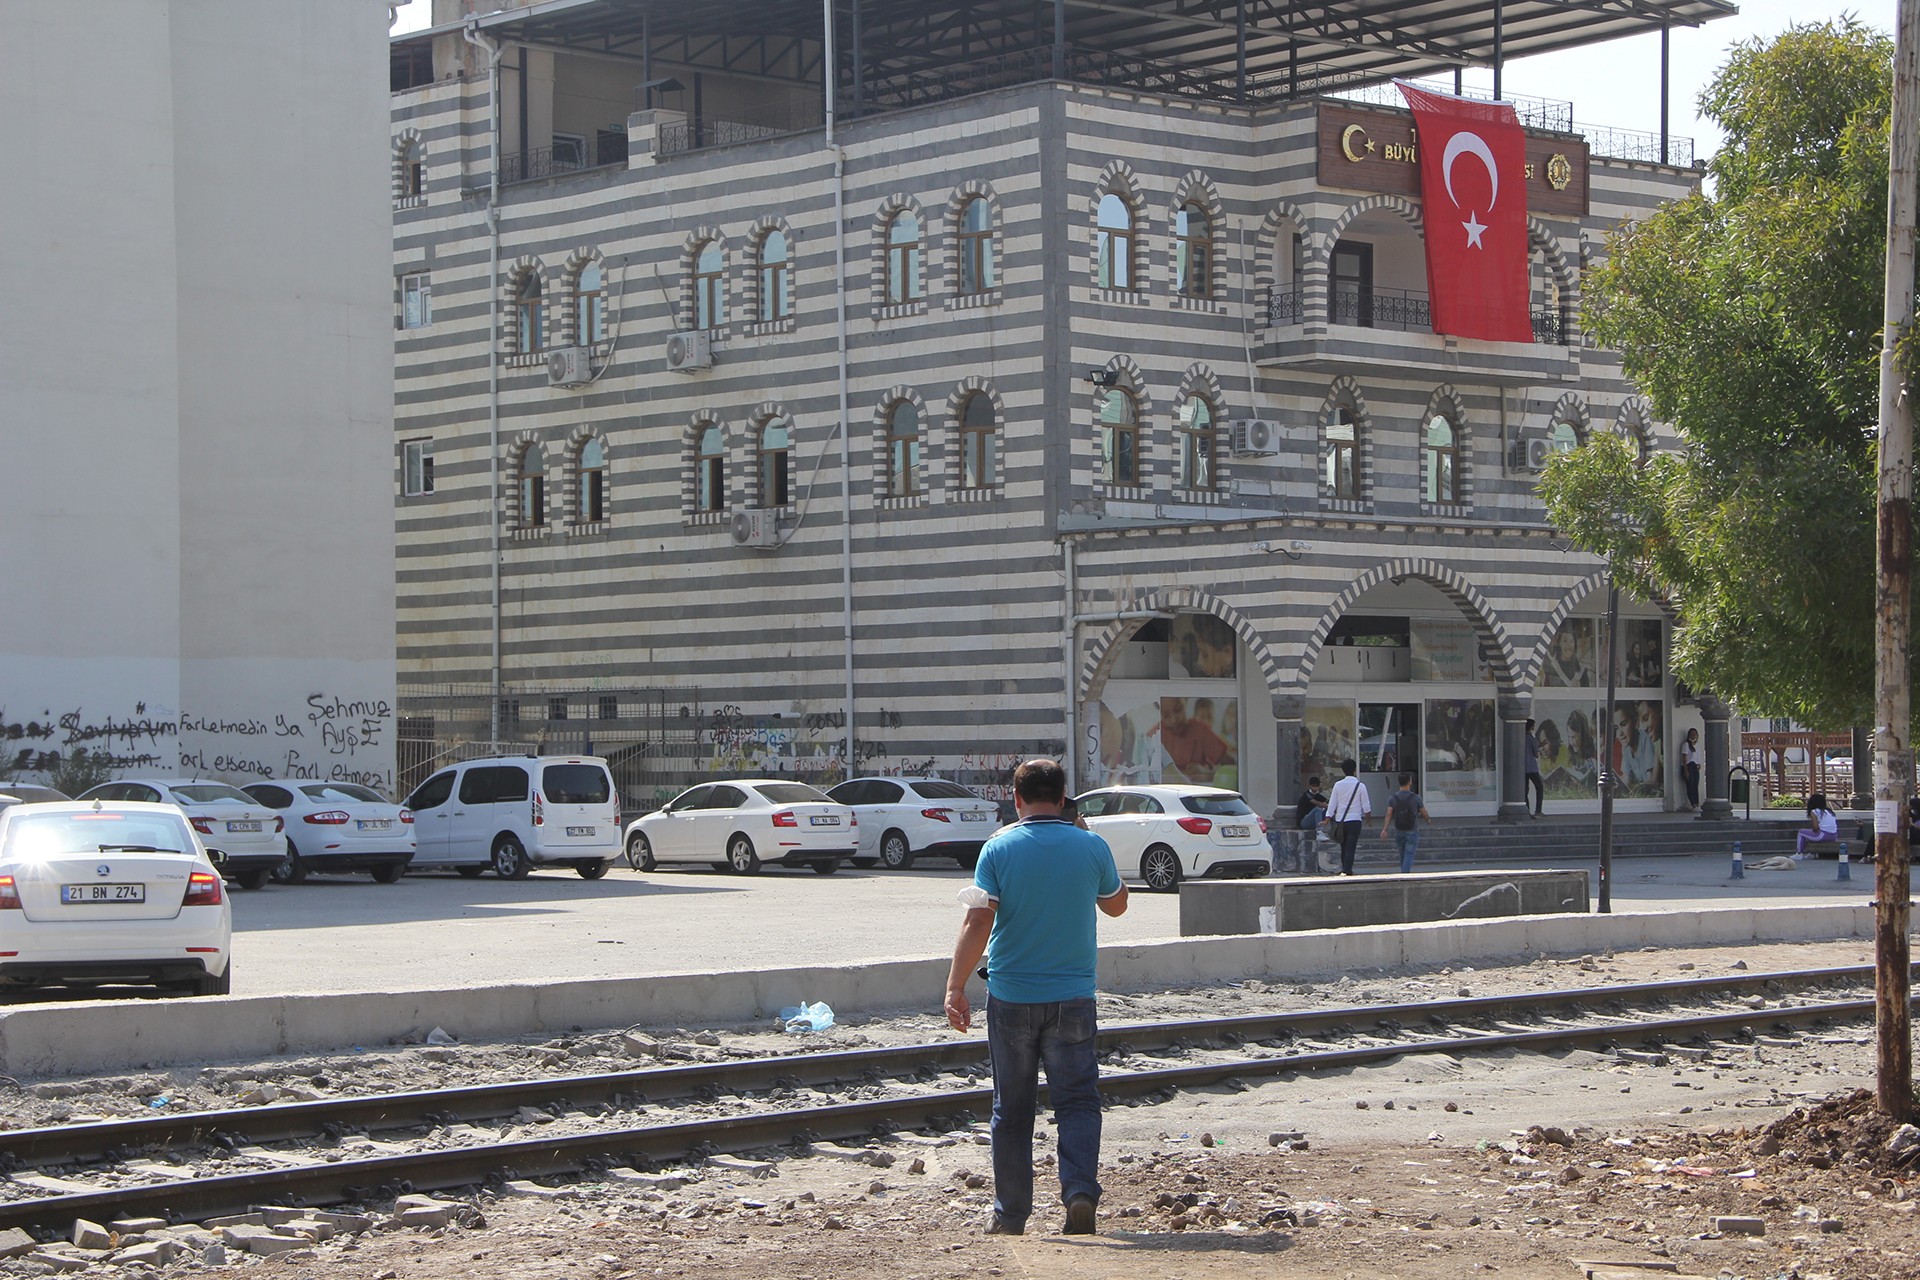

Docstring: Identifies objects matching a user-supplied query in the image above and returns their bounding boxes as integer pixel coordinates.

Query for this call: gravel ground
[2,938,1915,1279]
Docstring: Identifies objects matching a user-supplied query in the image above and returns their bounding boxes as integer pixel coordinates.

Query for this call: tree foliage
[1540,18,1896,729]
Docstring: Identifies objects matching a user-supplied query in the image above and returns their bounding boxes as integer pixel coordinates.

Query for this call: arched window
[695,427,725,513]
[1096,193,1136,290]
[1326,406,1359,500]
[577,437,606,524]
[513,273,545,354]
[757,418,791,508]
[885,211,923,303]
[959,392,996,489]
[957,197,995,294]
[1099,387,1140,486]
[1173,203,1211,298]
[884,402,920,497]
[1425,413,1462,505]
[693,240,725,330]
[1547,418,1581,455]
[574,263,604,345]
[519,447,547,528]
[1176,395,1216,490]
[399,140,424,199]
[759,231,791,322]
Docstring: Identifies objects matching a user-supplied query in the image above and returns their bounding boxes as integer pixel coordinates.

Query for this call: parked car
[825,776,999,869]
[0,784,71,811]
[1073,785,1269,892]
[0,800,233,996]
[624,780,855,875]
[76,779,286,890]
[241,781,414,883]
[402,755,620,879]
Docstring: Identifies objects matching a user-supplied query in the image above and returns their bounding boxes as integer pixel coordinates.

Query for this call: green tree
[1541,18,1896,729]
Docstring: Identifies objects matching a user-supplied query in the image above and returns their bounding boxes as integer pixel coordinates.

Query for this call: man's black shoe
[985,1213,1024,1236]
[1064,1194,1097,1235]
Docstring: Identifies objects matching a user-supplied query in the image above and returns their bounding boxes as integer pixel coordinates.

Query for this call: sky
[390,1,1897,162]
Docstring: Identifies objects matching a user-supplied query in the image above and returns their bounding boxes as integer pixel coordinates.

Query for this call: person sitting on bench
[1795,793,1839,859]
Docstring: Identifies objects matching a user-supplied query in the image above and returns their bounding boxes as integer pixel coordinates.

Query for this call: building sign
[1316,103,1589,217]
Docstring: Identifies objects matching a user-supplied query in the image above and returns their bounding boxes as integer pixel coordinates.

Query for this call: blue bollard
[1837,842,1851,882]
[1731,840,1744,879]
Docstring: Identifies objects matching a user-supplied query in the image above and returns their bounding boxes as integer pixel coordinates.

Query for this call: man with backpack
[1379,773,1431,874]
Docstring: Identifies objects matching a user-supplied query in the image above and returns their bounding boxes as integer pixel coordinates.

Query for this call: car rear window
[1181,792,1254,817]
[300,783,387,804]
[5,810,194,855]
[542,764,610,804]
[172,784,255,804]
[908,780,976,800]
[755,783,833,804]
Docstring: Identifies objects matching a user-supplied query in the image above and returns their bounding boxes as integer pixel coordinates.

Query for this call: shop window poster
[1410,618,1493,682]
[1534,698,1600,799]
[1541,618,1598,688]
[1169,613,1238,679]
[1423,698,1498,801]
[1607,698,1665,799]
[1618,619,1664,689]
[1090,693,1241,790]
[1298,703,1357,790]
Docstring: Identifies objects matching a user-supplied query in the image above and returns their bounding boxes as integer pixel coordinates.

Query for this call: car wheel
[878,831,916,871]
[273,841,308,885]
[576,859,610,880]
[492,835,532,880]
[369,862,405,884]
[455,865,486,879]
[1141,845,1182,893]
[233,866,272,891]
[190,959,232,997]
[727,835,761,875]
[625,831,656,872]
[810,857,841,875]
[954,852,979,871]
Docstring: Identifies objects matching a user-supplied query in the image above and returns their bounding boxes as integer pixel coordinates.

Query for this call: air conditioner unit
[1511,436,1553,472]
[665,329,712,373]
[546,347,590,387]
[1229,418,1280,457]
[730,506,779,549]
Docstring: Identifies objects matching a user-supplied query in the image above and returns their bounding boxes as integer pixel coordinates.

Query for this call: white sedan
[1074,784,1270,892]
[0,800,233,997]
[624,780,856,875]
[826,776,1001,869]
[79,779,287,891]
[242,781,415,883]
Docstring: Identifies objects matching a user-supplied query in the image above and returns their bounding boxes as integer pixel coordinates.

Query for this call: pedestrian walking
[944,759,1128,1237]
[1679,728,1701,809]
[1323,757,1370,875]
[1379,773,1431,874]
[1524,717,1544,817]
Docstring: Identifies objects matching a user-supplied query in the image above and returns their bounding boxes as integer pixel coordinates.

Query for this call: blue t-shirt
[973,816,1123,1004]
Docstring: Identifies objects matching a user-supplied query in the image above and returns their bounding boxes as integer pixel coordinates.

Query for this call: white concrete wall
[0,1,397,793]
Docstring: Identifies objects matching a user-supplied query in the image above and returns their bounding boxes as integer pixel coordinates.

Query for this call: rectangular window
[401,272,432,329]
[548,697,568,721]
[402,439,434,496]
[598,695,618,721]
[1331,242,1373,328]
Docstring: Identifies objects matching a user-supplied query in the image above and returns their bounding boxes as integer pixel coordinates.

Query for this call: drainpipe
[1063,539,1077,790]
[825,0,856,777]
[465,22,505,740]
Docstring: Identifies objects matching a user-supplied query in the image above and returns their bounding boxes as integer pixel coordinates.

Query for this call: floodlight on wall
[1086,369,1117,387]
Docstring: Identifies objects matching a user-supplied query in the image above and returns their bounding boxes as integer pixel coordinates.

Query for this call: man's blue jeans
[985,994,1103,1226]
[1391,827,1420,874]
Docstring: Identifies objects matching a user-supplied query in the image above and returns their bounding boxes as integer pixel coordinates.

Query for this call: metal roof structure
[399,1,1734,95]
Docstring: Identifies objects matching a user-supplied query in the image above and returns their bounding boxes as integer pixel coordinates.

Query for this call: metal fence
[500,131,629,185]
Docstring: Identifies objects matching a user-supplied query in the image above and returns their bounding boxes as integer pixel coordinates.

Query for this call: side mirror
[205,849,228,866]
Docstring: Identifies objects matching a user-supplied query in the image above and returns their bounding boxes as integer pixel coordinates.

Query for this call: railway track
[0,964,1908,1234]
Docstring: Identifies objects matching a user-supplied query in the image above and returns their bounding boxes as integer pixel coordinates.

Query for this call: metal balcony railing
[656,99,825,157]
[500,132,628,185]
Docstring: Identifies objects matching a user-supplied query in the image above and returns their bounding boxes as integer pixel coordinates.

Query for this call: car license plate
[1221,825,1251,838]
[227,820,261,833]
[566,825,595,837]
[809,816,839,826]
[356,819,392,831]
[960,811,990,822]
[62,883,146,904]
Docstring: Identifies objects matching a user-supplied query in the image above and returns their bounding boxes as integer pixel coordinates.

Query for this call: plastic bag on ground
[780,1001,835,1033]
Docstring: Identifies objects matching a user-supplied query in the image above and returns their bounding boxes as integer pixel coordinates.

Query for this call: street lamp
[1597,576,1620,914]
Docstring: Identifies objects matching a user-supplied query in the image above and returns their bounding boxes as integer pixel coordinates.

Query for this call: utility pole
[1871,0,1917,1124]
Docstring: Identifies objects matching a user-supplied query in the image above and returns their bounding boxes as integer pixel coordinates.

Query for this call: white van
[403,755,620,879]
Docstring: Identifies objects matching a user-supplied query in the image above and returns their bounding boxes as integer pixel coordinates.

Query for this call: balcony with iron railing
[500,131,629,185]
[1259,284,1576,385]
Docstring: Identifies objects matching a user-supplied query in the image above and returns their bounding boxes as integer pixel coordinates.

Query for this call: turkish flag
[1397,83,1533,343]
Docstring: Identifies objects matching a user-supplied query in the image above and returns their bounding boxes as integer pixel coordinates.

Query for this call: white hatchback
[1073,784,1270,892]
[624,780,856,875]
[0,801,233,996]
[79,779,287,891]
[825,776,1001,870]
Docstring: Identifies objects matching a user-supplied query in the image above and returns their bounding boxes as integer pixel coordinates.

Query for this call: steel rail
[0,969,1906,1233]
[0,964,1888,1169]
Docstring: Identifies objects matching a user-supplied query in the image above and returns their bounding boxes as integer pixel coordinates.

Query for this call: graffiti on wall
[1,692,397,792]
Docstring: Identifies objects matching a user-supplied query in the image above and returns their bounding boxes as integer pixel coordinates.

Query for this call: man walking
[1524,718,1544,817]
[1324,757,1370,875]
[1379,772,1431,874]
[945,759,1128,1237]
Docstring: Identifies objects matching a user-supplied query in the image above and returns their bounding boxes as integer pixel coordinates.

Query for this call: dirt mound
[1759,1087,1920,1175]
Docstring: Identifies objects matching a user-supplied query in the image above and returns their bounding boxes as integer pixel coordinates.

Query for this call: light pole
[1597,575,1619,913]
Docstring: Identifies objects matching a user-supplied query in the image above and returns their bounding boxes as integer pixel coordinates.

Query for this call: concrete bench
[1177,868,1593,937]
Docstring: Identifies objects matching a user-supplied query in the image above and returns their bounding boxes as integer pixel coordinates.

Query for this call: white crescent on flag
[1441,131,1499,249]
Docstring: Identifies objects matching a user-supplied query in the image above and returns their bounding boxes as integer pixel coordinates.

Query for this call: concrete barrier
[0,904,1887,1078]
[1178,869,1593,937]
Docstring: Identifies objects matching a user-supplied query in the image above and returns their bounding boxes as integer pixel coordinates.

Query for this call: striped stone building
[388,0,1737,819]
